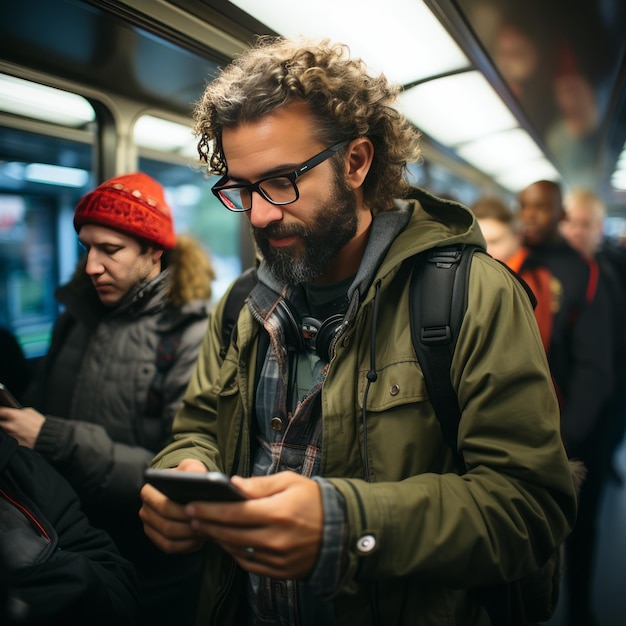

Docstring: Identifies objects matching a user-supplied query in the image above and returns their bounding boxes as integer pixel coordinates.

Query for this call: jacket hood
[352,188,486,304]
[383,187,485,268]
[56,269,210,334]
[165,234,215,306]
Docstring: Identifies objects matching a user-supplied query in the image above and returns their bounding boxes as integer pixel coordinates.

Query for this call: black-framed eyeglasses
[211,140,350,212]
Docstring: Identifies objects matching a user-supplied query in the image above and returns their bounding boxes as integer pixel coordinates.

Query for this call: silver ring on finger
[245,546,255,561]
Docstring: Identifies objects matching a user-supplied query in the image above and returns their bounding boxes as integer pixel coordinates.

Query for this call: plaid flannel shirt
[245,288,346,626]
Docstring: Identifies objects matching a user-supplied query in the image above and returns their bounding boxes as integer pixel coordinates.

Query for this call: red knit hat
[73,173,176,249]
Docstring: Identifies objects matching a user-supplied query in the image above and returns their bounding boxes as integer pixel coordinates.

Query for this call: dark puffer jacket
[25,235,214,600]
[0,429,138,625]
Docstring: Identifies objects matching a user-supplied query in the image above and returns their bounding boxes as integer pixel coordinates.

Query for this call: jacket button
[389,384,400,396]
[356,534,376,553]
[271,417,283,431]
[342,336,350,348]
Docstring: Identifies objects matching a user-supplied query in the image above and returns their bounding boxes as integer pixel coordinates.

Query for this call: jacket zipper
[0,487,51,540]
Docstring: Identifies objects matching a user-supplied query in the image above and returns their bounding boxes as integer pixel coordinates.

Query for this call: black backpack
[220,244,559,625]
[411,245,561,626]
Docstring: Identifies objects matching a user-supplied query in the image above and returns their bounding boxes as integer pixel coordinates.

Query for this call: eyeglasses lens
[219,176,297,211]
[219,187,251,211]
[258,177,297,204]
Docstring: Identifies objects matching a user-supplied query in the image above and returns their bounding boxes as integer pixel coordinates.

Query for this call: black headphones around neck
[274,299,345,363]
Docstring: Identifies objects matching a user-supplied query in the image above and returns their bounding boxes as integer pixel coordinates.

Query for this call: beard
[252,174,358,285]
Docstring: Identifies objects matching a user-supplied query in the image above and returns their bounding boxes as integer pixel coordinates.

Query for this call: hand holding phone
[143,468,248,504]
[0,382,23,409]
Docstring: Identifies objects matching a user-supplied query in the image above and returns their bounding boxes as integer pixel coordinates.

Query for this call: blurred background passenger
[0,429,138,626]
[471,196,553,351]
[0,173,215,626]
[562,188,626,485]
[518,179,614,626]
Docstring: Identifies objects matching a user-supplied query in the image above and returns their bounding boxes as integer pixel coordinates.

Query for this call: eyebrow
[226,161,301,183]
[78,238,123,248]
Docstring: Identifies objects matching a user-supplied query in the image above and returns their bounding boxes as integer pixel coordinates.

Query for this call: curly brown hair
[194,36,422,213]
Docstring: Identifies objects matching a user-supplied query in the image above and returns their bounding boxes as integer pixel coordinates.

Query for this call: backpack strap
[410,243,540,626]
[409,243,479,473]
[220,266,259,358]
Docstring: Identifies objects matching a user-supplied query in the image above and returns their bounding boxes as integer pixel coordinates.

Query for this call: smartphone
[143,468,248,504]
[0,382,23,409]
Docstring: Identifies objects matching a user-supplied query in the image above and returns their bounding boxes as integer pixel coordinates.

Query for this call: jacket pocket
[355,358,449,480]
[0,486,57,570]
[357,358,428,411]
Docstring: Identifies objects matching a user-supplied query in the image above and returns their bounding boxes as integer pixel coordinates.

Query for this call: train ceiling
[0,0,624,213]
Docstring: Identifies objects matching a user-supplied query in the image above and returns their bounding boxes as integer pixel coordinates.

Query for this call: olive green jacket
[152,189,577,626]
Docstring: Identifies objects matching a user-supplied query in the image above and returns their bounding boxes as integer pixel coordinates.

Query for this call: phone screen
[143,468,248,504]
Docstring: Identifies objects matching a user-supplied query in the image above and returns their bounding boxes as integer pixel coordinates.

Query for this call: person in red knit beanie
[74,172,177,251]
[0,172,216,626]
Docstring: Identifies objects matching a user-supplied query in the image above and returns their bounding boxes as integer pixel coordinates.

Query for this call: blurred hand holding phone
[0,382,23,408]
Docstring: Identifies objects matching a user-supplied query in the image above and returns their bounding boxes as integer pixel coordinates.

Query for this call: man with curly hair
[140,37,576,625]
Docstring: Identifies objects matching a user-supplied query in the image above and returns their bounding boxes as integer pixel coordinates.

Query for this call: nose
[519,205,536,221]
[85,250,104,276]
[247,193,284,229]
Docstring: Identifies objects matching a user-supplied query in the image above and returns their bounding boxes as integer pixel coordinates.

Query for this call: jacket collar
[56,270,170,326]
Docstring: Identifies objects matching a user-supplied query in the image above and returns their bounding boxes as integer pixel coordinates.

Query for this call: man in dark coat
[519,179,614,626]
[0,429,138,625]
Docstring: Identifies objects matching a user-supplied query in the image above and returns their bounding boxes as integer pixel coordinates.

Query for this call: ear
[150,248,164,264]
[344,137,374,190]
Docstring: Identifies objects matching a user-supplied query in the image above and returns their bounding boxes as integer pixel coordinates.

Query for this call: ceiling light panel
[0,74,94,127]
[495,158,561,193]
[228,0,469,85]
[456,128,543,175]
[398,71,517,146]
[134,115,196,155]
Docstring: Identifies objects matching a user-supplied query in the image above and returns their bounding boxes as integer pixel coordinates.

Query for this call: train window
[139,155,243,299]
[0,76,95,358]
[605,216,626,241]
[134,114,244,300]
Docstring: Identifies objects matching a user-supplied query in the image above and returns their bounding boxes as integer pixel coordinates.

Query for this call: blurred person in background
[1,428,138,625]
[0,173,215,626]
[519,179,614,626]
[562,188,626,484]
[471,195,553,351]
